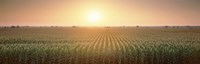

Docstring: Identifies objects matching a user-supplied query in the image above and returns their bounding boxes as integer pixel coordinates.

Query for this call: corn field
[0,27,200,64]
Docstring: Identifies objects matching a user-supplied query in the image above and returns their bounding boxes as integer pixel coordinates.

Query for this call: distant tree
[72,25,76,28]
[4,26,7,29]
[11,26,15,28]
[10,25,20,28]
[16,25,20,28]
[164,26,169,28]
[136,25,139,28]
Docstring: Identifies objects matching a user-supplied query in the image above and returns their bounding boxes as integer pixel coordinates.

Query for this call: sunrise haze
[1,0,200,26]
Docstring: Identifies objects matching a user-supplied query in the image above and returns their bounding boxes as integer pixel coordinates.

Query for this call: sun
[87,11,102,23]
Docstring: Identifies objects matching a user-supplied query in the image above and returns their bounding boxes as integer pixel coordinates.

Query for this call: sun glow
[87,11,102,23]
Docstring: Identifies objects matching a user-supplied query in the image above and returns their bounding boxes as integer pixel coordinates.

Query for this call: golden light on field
[87,10,102,23]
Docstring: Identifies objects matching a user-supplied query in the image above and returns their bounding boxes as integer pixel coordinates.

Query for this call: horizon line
[1,25,200,27]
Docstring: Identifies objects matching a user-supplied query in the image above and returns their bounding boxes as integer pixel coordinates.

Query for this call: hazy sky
[1,0,200,26]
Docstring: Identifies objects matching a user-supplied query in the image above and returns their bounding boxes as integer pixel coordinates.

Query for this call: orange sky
[1,0,200,26]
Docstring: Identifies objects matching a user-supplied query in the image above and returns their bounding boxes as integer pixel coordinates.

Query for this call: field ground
[0,27,200,64]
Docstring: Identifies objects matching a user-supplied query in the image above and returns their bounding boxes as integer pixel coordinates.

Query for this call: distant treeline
[163,25,199,29]
[1,25,29,28]
[1,25,200,29]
